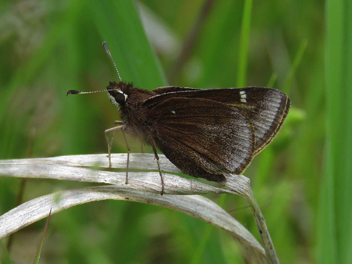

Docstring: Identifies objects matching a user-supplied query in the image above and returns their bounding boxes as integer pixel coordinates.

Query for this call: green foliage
[317,0,352,263]
[0,0,335,263]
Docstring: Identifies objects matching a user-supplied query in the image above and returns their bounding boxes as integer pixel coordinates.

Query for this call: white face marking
[107,93,119,106]
[240,91,247,103]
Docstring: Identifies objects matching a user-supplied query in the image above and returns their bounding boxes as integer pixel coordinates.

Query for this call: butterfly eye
[114,91,126,104]
[107,89,127,106]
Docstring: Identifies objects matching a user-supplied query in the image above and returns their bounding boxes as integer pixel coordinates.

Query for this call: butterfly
[67,42,290,194]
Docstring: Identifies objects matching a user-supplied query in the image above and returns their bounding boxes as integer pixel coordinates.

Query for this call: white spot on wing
[240,91,247,103]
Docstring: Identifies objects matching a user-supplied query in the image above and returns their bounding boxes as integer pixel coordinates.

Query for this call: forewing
[221,87,290,155]
[145,97,255,176]
[152,86,197,94]
[146,87,290,155]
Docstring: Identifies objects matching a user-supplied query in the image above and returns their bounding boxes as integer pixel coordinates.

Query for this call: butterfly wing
[203,87,290,154]
[147,87,290,155]
[144,97,256,181]
[152,86,197,94]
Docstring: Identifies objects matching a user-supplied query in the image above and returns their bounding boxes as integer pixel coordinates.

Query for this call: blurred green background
[1,0,350,263]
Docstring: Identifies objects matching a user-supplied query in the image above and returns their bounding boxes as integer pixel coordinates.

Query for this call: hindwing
[144,97,256,178]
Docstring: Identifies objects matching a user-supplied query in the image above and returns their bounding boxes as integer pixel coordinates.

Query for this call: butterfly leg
[121,131,130,184]
[151,140,164,195]
[114,120,123,126]
[112,121,130,184]
[104,124,124,168]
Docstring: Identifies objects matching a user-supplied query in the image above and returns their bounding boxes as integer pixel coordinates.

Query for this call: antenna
[66,89,114,97]
[102,41,122,81]
[66,41,122,97]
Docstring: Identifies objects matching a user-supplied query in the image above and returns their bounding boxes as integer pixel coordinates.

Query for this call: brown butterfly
[67,42,290,194]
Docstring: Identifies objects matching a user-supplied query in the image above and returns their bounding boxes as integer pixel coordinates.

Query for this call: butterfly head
[107,81,131,107]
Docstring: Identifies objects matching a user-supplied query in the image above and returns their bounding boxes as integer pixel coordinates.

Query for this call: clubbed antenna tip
[102,41,122,81]
[66,90,81,96]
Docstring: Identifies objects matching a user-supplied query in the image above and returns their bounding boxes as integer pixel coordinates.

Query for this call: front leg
[114,120,123,126]
[105,124,124,168]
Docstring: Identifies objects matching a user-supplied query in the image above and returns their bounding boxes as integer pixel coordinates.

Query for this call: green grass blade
[236,0,252,87]
[282,40,308,93]
[0,241,16,264]
[33,209,52,264]
[318,0,352,262]
[89,0,166,89]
